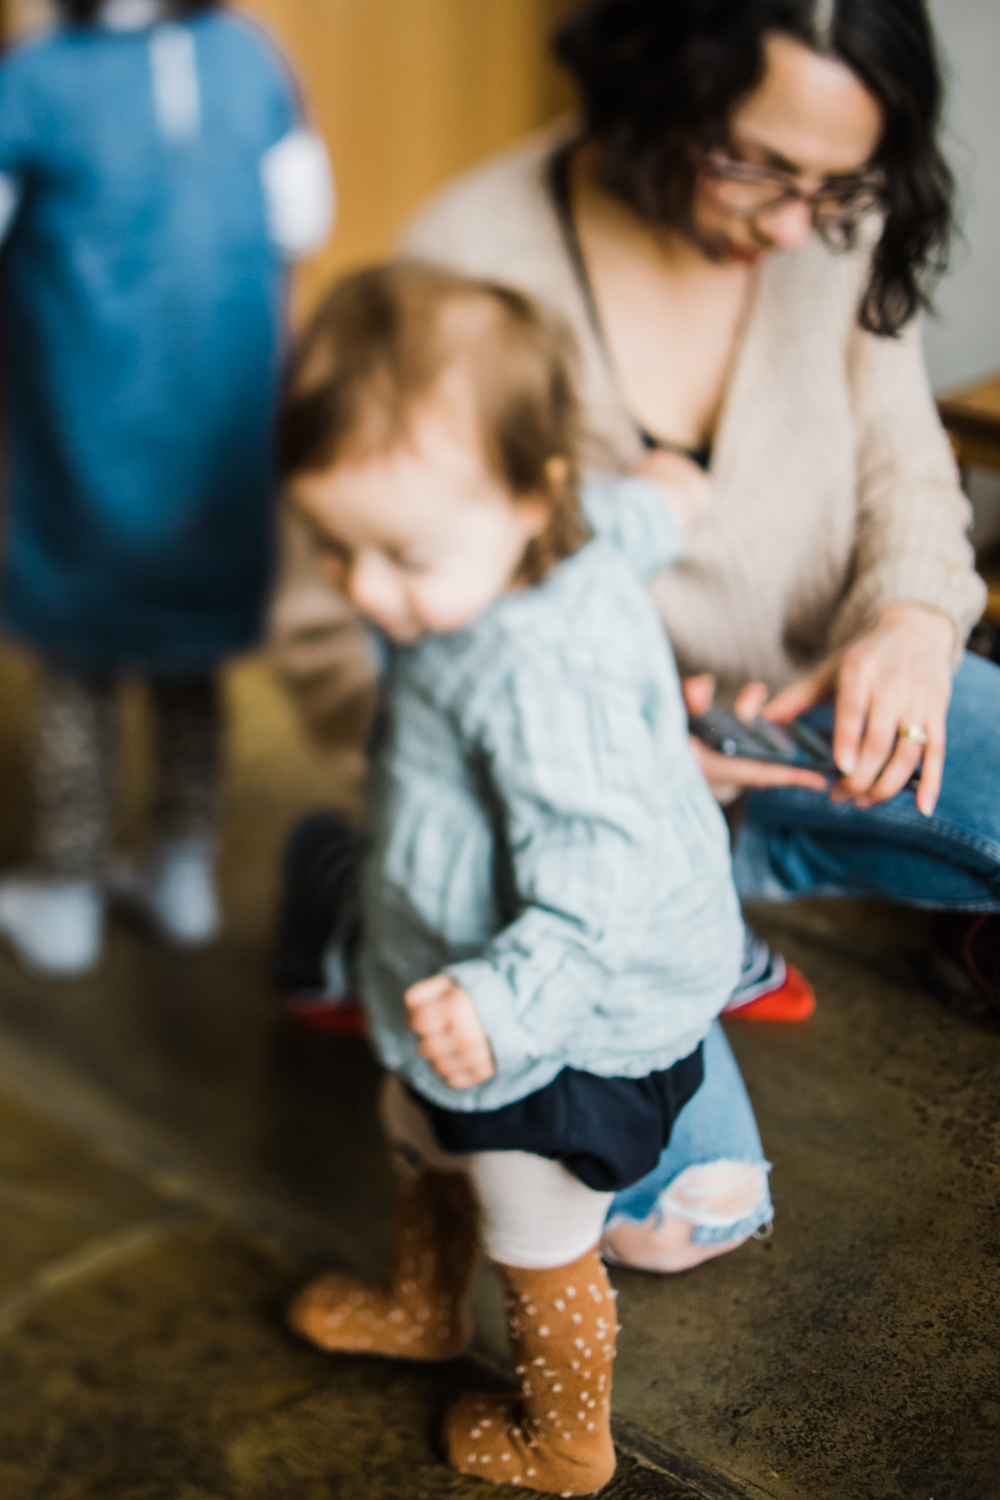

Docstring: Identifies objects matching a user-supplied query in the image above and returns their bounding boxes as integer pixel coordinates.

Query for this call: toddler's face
[292,380,547,643]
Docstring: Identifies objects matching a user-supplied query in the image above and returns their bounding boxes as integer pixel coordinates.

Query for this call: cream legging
[380,1073,614,1270]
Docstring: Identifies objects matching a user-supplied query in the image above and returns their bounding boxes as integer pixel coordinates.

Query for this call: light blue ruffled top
[360,475,745,1113]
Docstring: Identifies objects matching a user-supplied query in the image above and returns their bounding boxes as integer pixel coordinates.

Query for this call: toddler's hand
[639,449,711,534]
[405,974,495,1089]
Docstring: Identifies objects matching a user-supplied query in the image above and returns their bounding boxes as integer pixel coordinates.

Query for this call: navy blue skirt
[416,1044,704,1192]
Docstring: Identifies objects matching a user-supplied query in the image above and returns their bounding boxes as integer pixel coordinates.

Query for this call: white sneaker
[0,878,104,977]
[110,840,221,949]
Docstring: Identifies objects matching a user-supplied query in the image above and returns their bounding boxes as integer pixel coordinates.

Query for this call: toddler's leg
[0,668,112,975]
[442,1152,618,1496]
[121,674,224,946]
[288,1075,480,1361]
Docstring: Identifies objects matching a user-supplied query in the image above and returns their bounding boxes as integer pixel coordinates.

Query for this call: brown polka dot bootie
[442,1247,618,1495]
[288,1169,480,1361]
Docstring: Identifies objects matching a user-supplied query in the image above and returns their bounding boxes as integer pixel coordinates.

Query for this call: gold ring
[898,724,929,745]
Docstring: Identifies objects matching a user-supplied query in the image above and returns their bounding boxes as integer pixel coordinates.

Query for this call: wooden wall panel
[1,1,576,310]
[240,0,575,308]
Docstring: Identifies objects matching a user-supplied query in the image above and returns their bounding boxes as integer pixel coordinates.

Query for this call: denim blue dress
[0,12,301,672]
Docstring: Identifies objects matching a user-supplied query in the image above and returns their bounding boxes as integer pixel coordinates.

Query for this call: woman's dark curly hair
[554,0,954,336]
[58,0,215,22]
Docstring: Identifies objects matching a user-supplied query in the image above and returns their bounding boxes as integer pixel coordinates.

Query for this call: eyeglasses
[703,150,884,225]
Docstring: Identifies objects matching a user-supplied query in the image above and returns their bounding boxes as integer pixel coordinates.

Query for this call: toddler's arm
[580,472,689,572]
[445,656,666,1079]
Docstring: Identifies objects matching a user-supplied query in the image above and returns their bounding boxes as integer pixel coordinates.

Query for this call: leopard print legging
[35,669,223,878]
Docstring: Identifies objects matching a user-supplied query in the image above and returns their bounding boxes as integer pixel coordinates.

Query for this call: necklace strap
[547,145,710,469]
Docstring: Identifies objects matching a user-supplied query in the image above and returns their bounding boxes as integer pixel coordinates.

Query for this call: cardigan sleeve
[581,474,686,577]
[831,318,985,659]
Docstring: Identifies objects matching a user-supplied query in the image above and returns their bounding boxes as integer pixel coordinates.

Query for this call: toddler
[0,0,333,974]
[282,262,744,1497]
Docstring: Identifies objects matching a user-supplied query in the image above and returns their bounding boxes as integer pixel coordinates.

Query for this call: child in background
[281,262,744,1497]
[0,0,333,975]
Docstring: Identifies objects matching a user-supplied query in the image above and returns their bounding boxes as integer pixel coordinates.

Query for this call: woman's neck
[567,141,756,454]
[572,142,740,284]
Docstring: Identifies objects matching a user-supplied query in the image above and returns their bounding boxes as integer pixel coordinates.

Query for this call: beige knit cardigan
[271,127,985,736]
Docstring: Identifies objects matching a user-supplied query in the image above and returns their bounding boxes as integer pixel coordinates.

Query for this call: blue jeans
[606,653,1000,1249]
[606,1020,773,1243]
[733,653,1000,911]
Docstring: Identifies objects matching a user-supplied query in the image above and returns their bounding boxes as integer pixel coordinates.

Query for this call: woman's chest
[579,242,752,452]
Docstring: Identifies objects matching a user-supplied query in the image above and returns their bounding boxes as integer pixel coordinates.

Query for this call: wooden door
[1,0,576,309]
[241,0,575,307]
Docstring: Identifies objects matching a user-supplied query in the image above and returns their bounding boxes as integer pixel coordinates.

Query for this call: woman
[398,0,997,1000]
[273,0,997,1272]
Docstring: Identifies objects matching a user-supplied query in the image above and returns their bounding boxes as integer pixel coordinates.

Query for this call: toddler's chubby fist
[405,974,495,1089]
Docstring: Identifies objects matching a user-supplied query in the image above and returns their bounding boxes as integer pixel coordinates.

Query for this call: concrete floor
[0,643,997,1500]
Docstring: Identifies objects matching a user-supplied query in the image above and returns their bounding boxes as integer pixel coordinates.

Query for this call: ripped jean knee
[601,1159,773,1275]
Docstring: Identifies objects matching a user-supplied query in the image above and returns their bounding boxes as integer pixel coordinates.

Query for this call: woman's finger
[916,709,947,817]
[733,681,769,723]
[849,677,909,792]
[766,661,835,724]
[691,740,828,792]
[830,652,876,776]
[862,732,925,805]
[682,674,716,716]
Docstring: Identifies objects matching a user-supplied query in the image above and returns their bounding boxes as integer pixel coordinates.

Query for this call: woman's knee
[601,1159,772,1274]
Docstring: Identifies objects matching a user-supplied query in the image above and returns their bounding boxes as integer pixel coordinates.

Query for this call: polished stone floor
[0,643,997,1500]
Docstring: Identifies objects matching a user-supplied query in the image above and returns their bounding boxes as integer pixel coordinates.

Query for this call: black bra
[547,144,711,472]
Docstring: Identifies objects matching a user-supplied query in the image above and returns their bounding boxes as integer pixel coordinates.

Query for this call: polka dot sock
[288,1170,480,1362]
[442,1247,618,1495]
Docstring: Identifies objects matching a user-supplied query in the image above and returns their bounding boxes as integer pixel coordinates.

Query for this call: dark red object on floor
[953,915,1000,1014]
[282,994,368,1038]
[931,912,1000,1018]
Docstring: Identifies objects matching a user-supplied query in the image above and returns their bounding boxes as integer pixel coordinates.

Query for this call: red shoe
[724,963,816,1023]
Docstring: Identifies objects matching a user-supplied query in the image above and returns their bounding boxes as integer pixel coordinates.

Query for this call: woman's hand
[684,673,829,802]
[405,974,495,1089]
[765,603,955,817]
[639,449,712,534]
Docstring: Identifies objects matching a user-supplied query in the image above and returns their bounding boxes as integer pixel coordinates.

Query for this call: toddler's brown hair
[280,260,589,584]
